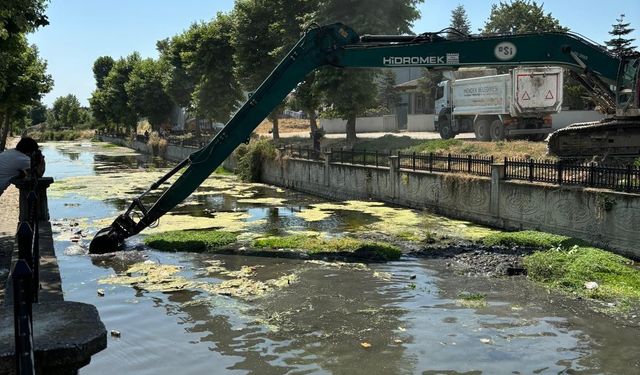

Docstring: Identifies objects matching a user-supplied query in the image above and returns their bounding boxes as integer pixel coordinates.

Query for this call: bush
[235,139,276,182]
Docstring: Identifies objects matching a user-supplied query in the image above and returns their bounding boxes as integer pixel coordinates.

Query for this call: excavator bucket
[89,226,123,254]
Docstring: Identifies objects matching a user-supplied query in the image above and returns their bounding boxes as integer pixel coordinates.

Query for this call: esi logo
[494,42,517,61]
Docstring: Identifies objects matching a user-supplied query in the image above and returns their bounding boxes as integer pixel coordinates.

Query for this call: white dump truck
[434,67,563,141]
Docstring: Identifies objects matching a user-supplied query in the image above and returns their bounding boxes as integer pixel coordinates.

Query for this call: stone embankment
[259,153,640,259]
[0,166,106,373]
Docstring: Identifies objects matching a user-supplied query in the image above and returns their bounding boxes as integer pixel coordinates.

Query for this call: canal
[45,141,639,374]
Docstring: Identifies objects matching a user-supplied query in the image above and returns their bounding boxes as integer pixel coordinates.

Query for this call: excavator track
[548,117,640,159]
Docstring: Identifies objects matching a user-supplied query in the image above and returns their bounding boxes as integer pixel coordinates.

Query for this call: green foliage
[28,101,47,125]
[159,14,242,123]
[0,0,49,41]
[35,129,84,141]
[524,246,640,301]
[605,14,637,56]
[235,139,277,182]
[145,230,238,252]
[0,36,53,151]
[92,56,114,90]
[482,230,587,248]
[482,1,567,34]
[125,58,173,129]
[232,0,315,139]
[89,53,140,131]
[49,94,82,129]
[252,235,402,260]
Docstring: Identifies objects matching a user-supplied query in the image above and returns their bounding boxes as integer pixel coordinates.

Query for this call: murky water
[44,142,640,374]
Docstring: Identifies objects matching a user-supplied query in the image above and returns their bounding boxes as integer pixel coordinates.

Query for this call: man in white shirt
[0,137,45,196]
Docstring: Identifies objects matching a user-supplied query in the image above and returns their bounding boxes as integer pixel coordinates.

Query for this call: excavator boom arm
[89,23,625,253]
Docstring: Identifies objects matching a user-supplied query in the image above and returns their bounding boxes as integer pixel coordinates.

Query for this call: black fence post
[17,222,33,268]
[626,165,632,193]
[529,159,534,182]
[557,161,563,185]
[412,152,416,171]
[447,153,452,171]
[13,259,35,375]
[504,157,508,179]
[429,153,433,173]
[375,150,379,167]
[589,164,595,187]
[468,155,472,173]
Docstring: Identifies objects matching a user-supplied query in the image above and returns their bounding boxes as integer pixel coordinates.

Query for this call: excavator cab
[616,55,640,117]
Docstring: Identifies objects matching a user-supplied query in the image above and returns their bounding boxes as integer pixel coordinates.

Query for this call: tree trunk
[309,110,318,133]
[270,115,280,141]
[346,115,357,145]
[0,110,10,153]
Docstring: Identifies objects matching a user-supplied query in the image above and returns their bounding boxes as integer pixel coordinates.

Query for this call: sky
[28,0,640,107]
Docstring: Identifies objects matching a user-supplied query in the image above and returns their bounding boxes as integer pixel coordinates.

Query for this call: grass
[483,230,640,303]
[252,234,402,261]
[144,229,237,252]
[524,246,640,301]
[482,230,587,248]
[405,139,552,160]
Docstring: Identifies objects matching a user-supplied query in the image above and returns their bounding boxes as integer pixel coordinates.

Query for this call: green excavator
[89,23,640,254]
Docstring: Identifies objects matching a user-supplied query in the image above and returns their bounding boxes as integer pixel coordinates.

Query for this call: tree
[159,13,242,125]
[482,0,567,34]
[0,0,48,42]
[289,74,322,133]
[93,56,115,90]
[0,38,52,151]
[28,101,47,125]
[315,0,423,143]
[50,94,82,129]
[232,0,317,140]
[377,70,401,113]
[0,0,51,150]
[605,14,637,56]
[89,53,140,133]
[125,58,173,130]
[449,4,471,38]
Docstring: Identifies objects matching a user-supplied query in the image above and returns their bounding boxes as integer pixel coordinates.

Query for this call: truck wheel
[474,119,490,141]
[438,115,455,139]
[489,119,505,141]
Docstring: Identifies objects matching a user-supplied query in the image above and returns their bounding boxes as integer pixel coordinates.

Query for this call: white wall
[319,111,602,134]
[551,110,605,129]
[407,114,435,131]
[320,117,387,133]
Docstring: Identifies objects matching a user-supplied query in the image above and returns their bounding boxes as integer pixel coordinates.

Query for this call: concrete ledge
[0,301,107,374]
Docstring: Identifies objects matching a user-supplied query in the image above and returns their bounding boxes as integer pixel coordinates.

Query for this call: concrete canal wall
[98,135,640,259]
[260,155,640,259]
